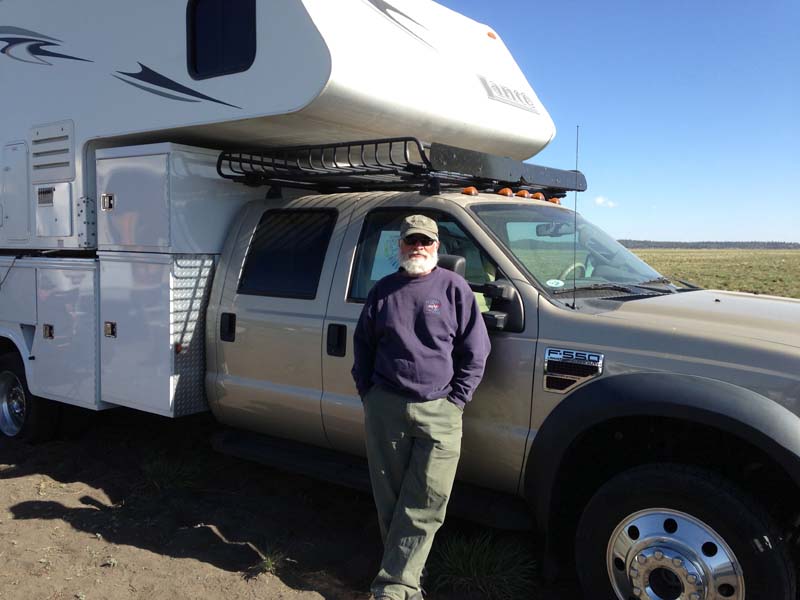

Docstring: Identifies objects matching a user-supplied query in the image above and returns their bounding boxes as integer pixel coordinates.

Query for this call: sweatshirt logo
[425,299,442,314]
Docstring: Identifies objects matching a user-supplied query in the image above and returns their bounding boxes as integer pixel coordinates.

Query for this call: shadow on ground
[0,408,579,599]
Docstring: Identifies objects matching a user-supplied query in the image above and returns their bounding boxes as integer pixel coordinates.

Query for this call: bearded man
[352,214,491,600]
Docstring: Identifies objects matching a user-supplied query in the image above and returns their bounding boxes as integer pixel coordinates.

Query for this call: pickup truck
[1,139,799,600]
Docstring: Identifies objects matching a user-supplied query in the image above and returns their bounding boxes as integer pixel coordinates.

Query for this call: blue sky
[438,0,799,242]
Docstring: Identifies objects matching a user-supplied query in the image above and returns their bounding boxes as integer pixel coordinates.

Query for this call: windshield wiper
[552,282,641,295]
[639,276,701,291]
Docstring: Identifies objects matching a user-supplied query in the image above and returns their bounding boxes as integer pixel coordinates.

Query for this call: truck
[2,2,799,599]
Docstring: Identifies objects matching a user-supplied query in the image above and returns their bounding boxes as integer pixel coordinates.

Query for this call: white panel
[100,253,173,413]
[0,258,36,324]
[30,261,98,408]
[35,183,73,237]
[95,144,259,254]
[1,143,31,241]
[96,154,169,251]
[30,120,75,184]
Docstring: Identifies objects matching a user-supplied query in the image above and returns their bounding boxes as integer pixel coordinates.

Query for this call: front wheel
[575,464,795,600]
[0,352,59,443]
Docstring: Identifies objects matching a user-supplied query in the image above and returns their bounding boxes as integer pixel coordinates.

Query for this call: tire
[0,352,60,443]
[575,464,795,600]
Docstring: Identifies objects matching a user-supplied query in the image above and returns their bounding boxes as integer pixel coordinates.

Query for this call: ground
[0,409,577,600]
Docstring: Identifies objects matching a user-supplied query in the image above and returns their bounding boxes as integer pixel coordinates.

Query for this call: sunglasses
[402,235,436,247]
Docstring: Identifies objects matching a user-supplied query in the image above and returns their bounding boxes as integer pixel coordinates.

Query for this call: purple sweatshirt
[351,267,491,408]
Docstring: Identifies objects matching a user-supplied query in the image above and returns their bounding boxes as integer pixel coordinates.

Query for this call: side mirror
[479,280,524,332]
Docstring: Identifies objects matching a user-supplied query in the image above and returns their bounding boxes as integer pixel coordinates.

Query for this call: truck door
[322,205,538,494]
[212,201,351,447]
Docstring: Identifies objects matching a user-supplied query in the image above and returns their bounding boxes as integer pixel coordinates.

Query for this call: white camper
[1,0,555,251]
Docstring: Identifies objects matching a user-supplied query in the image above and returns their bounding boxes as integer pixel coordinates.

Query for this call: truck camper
[2,2,800,600]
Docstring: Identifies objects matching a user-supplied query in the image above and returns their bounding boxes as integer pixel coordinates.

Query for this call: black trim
[115,63,241,108]
[363,0,433,49]
[525,372,800,536]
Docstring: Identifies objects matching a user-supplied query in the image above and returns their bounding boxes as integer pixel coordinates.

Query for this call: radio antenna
[568,125,581,310]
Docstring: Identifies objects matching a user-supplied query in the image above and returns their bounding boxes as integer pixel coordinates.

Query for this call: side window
[238,209,336,299]
[349,210,499,311]
[187,0,256,79]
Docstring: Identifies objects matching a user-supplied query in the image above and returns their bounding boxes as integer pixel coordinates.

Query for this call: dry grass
[632,249,800,299]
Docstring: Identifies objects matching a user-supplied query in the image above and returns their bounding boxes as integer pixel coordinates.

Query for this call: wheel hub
[607,508,745,600]
[629,546,705,599]
[0,371,26,437]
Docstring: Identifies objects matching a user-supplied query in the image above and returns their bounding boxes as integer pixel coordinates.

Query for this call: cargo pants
[363,384,463,600]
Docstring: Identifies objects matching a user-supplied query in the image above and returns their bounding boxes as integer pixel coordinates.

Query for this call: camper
[2,2,800,599]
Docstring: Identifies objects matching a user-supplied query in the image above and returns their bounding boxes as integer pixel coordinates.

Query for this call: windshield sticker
[546,279,565,288]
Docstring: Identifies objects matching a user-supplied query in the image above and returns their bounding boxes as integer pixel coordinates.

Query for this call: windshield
[471,203,662,293]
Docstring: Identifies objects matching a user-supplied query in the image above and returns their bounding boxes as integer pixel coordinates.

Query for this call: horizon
[438,0,799,243]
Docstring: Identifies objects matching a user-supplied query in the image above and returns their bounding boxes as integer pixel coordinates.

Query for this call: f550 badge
[545,347,604,366]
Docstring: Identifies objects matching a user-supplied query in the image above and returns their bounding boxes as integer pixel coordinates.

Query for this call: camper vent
[37,187,55,206]
[30,120,75,184]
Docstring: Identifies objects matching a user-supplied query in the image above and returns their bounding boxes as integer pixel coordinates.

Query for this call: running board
[212,428,533,531]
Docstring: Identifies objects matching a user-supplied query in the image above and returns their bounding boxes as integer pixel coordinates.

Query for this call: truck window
[238,209,336,299]
[349,210,498,310]
[187,0,256,79]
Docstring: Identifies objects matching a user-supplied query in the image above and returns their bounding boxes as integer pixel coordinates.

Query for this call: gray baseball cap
[400,214,439,241]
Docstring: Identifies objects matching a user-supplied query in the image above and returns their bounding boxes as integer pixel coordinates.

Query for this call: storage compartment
[99,252,214,417]
[96,143,259,253]
[29,259,99,408]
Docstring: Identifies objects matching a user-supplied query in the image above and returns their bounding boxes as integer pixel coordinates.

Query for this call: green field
[632,249,800,299]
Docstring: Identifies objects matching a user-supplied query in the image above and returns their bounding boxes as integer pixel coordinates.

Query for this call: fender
[0,324,34,381]
[525,372,800,534]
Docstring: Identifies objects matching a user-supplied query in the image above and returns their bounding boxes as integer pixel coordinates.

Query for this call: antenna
[568,125,580,310]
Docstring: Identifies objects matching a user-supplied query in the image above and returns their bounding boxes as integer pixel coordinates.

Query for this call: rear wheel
[0,352,59,443]
[575,464,795,600]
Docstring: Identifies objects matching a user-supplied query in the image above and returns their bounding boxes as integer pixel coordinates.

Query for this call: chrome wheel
[0,370,27,437]
[607,508,744,600]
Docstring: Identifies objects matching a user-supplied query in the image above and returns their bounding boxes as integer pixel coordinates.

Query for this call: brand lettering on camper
[478,76,539,114]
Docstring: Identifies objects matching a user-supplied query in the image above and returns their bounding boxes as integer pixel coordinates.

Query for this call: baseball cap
[400,215,438,242]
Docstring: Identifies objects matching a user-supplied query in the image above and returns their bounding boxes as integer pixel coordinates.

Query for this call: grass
[427,530,538,599]
[632,249,800,299]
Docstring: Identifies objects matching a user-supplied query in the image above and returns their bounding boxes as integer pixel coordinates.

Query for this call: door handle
[327,323,347,357]
[220,312,236,342]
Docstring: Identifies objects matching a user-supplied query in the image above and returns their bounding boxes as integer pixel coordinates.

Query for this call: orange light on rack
[547,197,561,205]
[461,186,479,196]
[531,192,546,201]
[515,190,531,198]
[497,188,513,197]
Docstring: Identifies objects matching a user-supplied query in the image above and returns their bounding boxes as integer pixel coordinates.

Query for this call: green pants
[363,384,464,600]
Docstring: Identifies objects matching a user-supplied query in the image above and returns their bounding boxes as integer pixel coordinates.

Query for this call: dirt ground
[0,408,578,600]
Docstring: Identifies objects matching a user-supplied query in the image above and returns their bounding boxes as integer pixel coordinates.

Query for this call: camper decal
[363,0,433,50]
[478,75,540,114]
[113,63,241,109]
[0,26,91,65]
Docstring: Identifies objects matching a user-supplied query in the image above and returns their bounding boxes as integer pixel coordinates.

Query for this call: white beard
[400,249,438,276]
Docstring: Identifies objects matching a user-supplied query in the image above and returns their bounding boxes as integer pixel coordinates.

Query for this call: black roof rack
[217,137,587,196]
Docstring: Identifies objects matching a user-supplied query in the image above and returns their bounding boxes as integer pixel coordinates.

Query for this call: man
[352,214,491,600]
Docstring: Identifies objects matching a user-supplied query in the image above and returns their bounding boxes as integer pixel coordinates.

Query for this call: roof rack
[217,137,587,196]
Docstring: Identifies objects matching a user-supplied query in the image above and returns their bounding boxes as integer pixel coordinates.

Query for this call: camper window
[187,0,256,79]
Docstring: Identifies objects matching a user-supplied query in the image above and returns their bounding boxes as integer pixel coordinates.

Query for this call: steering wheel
[559,262,586,281]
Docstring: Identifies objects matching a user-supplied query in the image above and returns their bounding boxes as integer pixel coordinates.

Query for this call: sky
[437,0,799,242]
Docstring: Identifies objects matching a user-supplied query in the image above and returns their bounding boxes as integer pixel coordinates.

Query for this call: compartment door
[1,143,31,241]
[31,263,98,408]
[99,254,173,415]
[96,154,169,251]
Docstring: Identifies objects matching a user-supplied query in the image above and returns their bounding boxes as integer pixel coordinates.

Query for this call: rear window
[238,209,337,299]
[187,0,256,79]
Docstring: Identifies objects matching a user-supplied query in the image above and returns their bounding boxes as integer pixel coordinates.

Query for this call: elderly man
[352,214,491,600]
